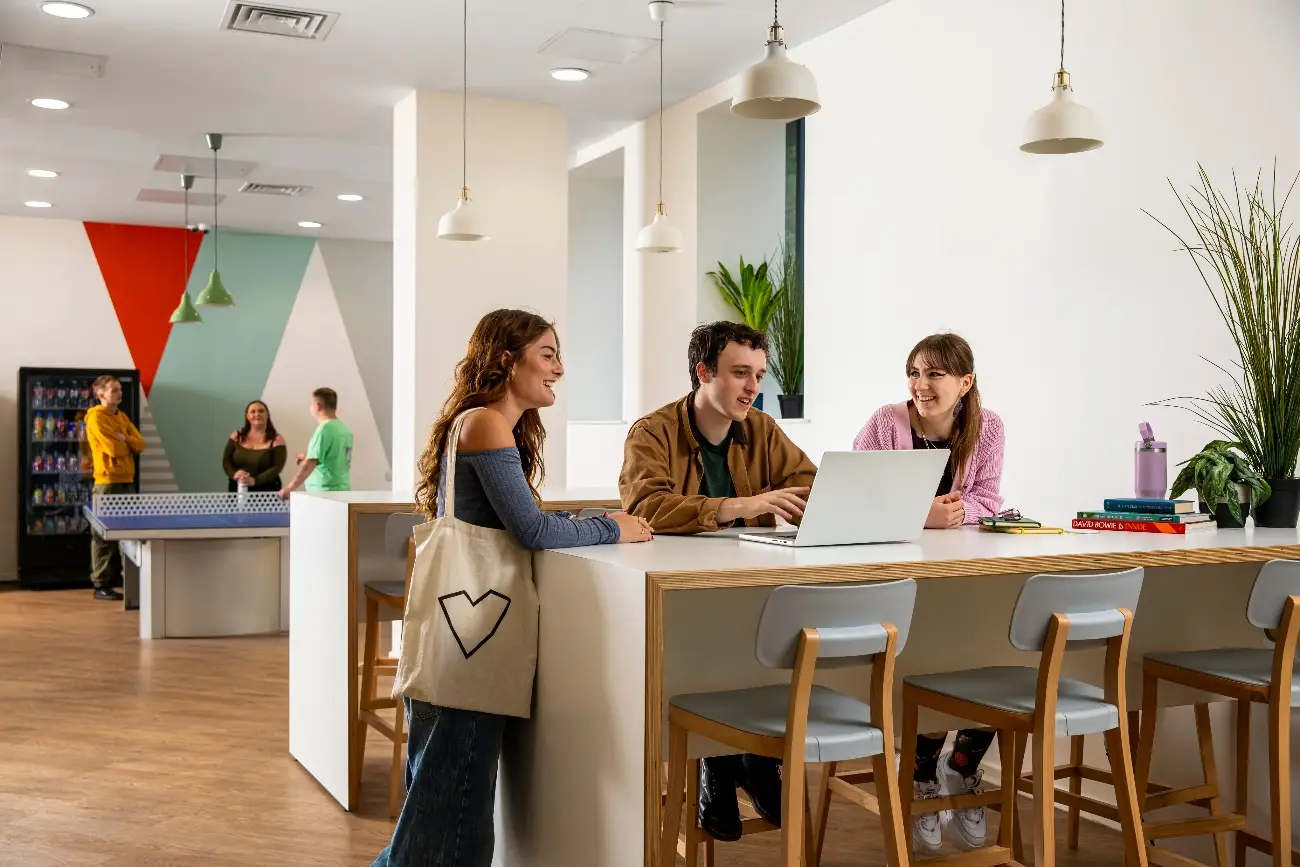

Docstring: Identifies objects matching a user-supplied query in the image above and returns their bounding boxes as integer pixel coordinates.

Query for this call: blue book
[1102,498,1196,515]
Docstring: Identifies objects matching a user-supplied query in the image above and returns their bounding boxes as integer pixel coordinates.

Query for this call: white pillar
[392,90,570,491]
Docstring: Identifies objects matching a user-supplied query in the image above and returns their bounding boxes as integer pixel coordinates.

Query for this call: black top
[911,431,954,497]
[689,403,737,500]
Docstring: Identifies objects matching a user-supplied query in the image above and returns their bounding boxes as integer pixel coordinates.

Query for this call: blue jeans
[371,700,508,867]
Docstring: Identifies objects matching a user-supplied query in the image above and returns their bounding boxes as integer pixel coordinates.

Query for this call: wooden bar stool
[661,579,918,867]
[1135,558,1300,867]
[353,511,423,818]
[897,568,1149,867]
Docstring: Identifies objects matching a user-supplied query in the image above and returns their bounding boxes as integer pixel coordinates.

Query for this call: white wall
[568,161,625,422]
[697,102,789,410]
[393,91,570,490]
[0,217,135,581]
[795,0,1297,526]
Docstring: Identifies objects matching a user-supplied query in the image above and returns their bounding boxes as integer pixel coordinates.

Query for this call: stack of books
[1071,498,1216,534]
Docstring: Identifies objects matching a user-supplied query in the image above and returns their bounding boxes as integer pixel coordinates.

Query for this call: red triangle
[84,222,201,397]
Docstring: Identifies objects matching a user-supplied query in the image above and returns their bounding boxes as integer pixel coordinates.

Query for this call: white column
[392,91,570,490]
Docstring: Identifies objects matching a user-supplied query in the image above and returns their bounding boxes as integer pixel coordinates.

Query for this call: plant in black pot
[768,236,804,419]
[1169,441,1270,529]
[706,255,782,412]
[1147,163,1300,528]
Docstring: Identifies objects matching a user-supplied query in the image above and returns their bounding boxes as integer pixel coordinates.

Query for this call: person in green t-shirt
[278,387,354,498]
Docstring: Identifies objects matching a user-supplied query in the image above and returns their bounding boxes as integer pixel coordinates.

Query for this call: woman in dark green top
[223,400,287,493]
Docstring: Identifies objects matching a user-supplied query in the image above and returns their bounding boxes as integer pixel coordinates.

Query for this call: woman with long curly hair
[371,308,651,867]
[853,332,1006,857]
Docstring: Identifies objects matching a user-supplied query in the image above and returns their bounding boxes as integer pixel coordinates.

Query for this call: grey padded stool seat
[660,579,918,867]
[892,568,1148,867]
[354,511,424,819]
[1135,559,1300,867]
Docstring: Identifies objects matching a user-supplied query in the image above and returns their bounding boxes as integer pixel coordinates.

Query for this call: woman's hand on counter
[609,512,654,543]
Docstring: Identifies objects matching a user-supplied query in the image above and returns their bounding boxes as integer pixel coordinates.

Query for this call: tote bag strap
[442,407,484,521]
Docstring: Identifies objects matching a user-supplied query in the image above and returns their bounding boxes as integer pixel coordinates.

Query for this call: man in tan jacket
[619,320,817,841]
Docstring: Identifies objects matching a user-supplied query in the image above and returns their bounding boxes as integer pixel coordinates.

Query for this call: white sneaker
[937,751,988,850]
[911,779,943,855]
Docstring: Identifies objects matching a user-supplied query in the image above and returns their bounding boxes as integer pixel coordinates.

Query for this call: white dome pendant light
[438,0,488,241]
[731,0,820,121]
[1020,0,1103,155]
[636,17,682,254]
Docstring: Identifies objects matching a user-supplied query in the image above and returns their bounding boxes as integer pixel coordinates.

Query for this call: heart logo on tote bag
[438,590,512,659]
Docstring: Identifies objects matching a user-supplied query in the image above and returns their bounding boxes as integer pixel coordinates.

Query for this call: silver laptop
[738,449,950,547]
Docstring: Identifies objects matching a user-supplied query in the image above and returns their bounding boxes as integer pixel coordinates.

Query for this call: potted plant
[1169,440,1271,529]
[706,256,783,411]
[1147,163,1300,527]
[768,237,804,419]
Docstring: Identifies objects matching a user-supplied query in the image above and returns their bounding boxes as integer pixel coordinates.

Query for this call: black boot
[697,755,743,841]
[740,754,783,827]
[94,587,123,601]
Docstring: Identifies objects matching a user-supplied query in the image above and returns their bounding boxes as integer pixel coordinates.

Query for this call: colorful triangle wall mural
[83,222,201,396]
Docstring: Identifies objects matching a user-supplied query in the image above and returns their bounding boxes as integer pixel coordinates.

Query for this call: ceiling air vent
[221,2,338,40]
[239,182,311,197]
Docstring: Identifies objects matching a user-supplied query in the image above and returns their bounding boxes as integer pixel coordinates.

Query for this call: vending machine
[15,366,141,589]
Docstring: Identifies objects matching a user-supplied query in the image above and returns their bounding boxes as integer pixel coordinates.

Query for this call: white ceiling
[0,0,887,241]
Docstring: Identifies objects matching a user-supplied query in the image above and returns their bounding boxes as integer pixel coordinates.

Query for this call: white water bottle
[237,480,248,510]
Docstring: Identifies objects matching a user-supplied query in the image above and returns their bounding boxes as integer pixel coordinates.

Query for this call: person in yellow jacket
[84,375,145,601]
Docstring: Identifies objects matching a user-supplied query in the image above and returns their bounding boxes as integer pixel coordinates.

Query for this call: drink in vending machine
[43,486,54,506]
[33,385,44,408]
[80,385,91,407]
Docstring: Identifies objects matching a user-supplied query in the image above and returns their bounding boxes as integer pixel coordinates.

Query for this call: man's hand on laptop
[925,492,965,529]
[718,487,811,525]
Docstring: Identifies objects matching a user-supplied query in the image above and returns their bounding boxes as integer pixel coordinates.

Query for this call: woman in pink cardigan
[852,332,1005,856]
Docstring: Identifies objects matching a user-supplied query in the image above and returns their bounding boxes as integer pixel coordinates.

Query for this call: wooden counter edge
[646,544,1300,591]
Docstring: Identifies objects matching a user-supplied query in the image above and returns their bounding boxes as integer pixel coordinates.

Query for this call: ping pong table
[86,492,290,639]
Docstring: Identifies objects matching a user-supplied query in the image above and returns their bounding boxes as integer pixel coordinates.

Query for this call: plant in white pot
[1169,440,1271,529]
[1148,163,1300,527]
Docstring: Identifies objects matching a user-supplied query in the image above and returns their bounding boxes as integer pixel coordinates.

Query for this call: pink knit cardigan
[852,402,1005,525]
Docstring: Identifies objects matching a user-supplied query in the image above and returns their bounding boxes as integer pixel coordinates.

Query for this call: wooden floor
[0,587,1125,866]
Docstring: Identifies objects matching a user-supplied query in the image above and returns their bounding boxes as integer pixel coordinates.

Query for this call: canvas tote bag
[392,408,539,719]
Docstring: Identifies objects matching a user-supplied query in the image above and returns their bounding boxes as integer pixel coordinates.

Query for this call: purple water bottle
[1135,422,1168,499]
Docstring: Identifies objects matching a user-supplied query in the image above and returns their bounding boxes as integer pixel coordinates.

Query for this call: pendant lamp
[170,173,202,324]
[196,133,235,306]
[1020,0,1103,155]
[731,0,820,121]
[636,18,683,254]
[438,0,488,241]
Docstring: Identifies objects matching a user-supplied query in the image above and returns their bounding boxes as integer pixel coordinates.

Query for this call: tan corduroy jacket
[619,395,817,534]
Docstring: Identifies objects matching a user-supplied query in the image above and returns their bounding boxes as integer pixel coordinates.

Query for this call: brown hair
[312,388,338,412]
[414,309,556,517]
[907,333,983,484]
[688,321,769,390]
[91,375,120,395]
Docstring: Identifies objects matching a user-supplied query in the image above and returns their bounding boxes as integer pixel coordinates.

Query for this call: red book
[1071,518,1216,534]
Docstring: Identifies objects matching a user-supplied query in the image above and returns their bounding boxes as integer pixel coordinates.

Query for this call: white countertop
[543,525,1300,573]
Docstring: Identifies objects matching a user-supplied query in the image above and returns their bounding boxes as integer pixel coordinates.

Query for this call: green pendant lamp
[195,132,235,307]
[169,173,203,324]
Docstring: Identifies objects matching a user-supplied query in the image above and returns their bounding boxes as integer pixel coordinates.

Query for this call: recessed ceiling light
[30,98,70,110]
[41,2,95,18]
[550,68,591,82]
[337,194,363,202]
[298,221,322,229]
[27,169,59,178]
[25,201,53,208]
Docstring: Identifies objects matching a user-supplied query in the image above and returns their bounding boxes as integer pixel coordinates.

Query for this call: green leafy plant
[1169,440,1271,523]
[767,236,804,396]
[707,256,783,333]
[1146,163,1300,481]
